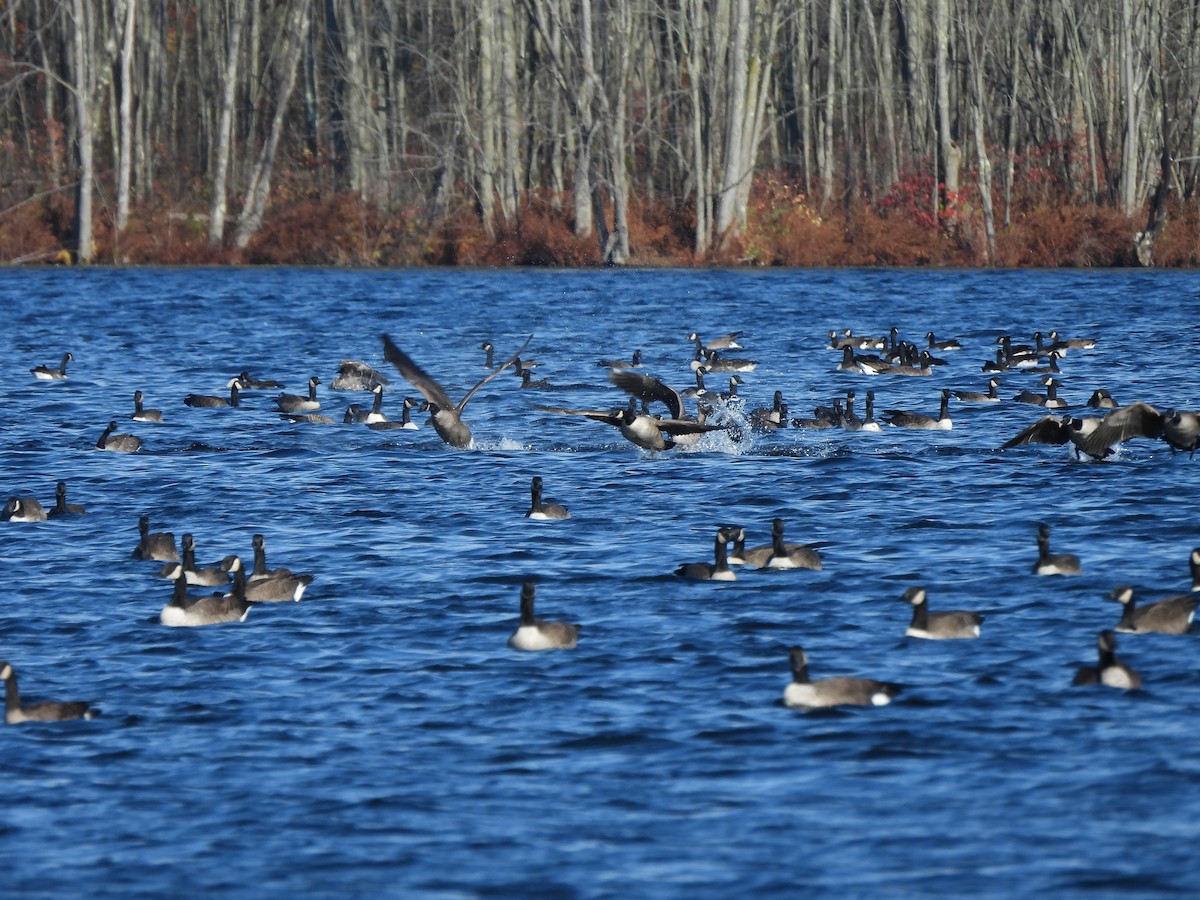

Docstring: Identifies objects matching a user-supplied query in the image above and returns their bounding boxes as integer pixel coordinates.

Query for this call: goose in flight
[381,334,531,448]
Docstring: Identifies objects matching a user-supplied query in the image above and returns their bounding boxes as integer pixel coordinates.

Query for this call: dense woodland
[2,0,1199,268]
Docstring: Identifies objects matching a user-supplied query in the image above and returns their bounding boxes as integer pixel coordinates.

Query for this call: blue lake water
[2,266,1199,897]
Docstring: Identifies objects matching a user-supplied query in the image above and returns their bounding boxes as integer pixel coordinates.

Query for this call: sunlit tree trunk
[208,4,244,245]
[116,0,137,234]
[70,0,97,263]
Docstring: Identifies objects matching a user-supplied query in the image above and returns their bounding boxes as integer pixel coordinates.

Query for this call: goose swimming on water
[1032,523,1080,575]
[883,389,952,430]
[185,381,240,408]
[1073,631,1139,689]
[898,586,982,639]
[96,420,142,453]
[131,515,177,561]
[382,334,531,449]
[2,496,48,523]
[1,661,97,723]
[507,580,580,650]
[783,646,902,709]
[48,481,85,517]
[526,476,571,520]
[132,390,163,422]
[276,376,321,413]
[30,352,72,380]
[1108,585,1196,635]
[675,525,742,581]
[161,560,254,627]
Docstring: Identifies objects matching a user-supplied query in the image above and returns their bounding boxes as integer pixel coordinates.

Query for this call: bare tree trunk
[1119,0,1140,215]
[70,0,96,263]
[934,0,959,223]
[116,0,137,233]
[235,0,312,248]
[208,5,244,245]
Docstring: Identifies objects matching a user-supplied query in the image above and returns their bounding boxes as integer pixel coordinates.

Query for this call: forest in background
[2,0,1199,269]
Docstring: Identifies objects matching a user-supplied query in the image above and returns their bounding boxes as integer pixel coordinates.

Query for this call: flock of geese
[4,321,1199,721]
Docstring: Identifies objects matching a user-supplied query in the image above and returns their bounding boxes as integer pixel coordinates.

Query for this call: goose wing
[1000,415,1070,449]
[380,334,458,410]
[1074,401,1164,457]
[608,369,684,419]
[534,404,624,425]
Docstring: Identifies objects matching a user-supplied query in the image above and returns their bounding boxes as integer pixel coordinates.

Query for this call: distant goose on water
[1,661,97,724]
[185,381,240,408]
[330,360,388,391]
[675,525,742,581]
[131,515,177,561]
[898,586,983,639]
[2,496,47,523]
[132,390,163,422]
[382,334,531,449]
[883,389,952,430]
[1108,585,1197,635]
[526,476,571,521]
[96,420,142,453]
[1032,523,1080,575]
[276,376,321,413]
[30,352,72,380]
[48,481,85,517]
[1073,631,1140,689]
[507,580,580,651]
[161,560,254,627]
[783,647,902,709]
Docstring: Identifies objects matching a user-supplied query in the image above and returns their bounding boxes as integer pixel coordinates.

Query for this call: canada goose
[783,646,902,709]
[1,661,96,723]
[507,580,580,650]
[277,376,321,413]
[526,476,571,520]
[828,329,884,351]
[718,375,744,401]
[164,534,235,586]
[1073,631,1139,689]
[1087,389,1118,409]
[926,331,962,351]
[607,370,687,419]
[539,397,724,452]
[953,378,1001,403]
[883,389,952,430]
[858,391,883,432]
[346,384,387,423]
[160,561,253,627]
[698,349,758,374]
[1000,413,1109,460]
[841,390,863,430]
[131,515,177,561]
[1032,523,1080,575]
[899,586,982,639]
[727,528,767,568]
[1024,351,1063,376]
[681,368,710,400]
[598,349,643,369]
[247,533,294,583]
[518,367,552,389]
[791,399,843,429]
[481,341,495,368]
[839,345,891,375]
[381,333,530,449]
[47,481,85,517]
[1190,547,1200,592]
[1048,331,1097,353]
[282,412,335,425]
[758,517,822,570]
[749,391,786,430]
[240,557,313,602]
[1109,585,1196,635]
[185,381,240,408]
[981,349,1009,373]
[391,397,420,430]
[2,496,48,523]
[330,359,388,391]
[689,331,744,352]
[675,525,742,581]
[96,420,142,453]
[30,352,72,380]
[997,335,1039,368]
[131,390,163,422]
[1043,402,1200,458]
[235,371,284,389]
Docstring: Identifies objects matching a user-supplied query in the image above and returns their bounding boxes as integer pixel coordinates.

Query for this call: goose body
[165,534,235,586]
[539,397,723,453]
[185,381,240,408]
[382,334,530,449]
[2,496,48,523]
[899,586,982,639]
[783,647,901,709]
[953,379,1001,403]
[760,517,822,570]
[1073,631,1139,689]
[526,476,571,520]
[132,390,164,422]
[131,515,177,561]
[675,525,741,581]
[48,481,85,517]
[1,662,96,723]
[507,580,580,650]
[598,349,642,369]
[276,376,321,413]
[883,389,952,430]
[31,352,72,380]
[926,332,962,351]
[1032,523,1080,575]
[235,371,284,389]
[96,420,142,453]
[330,360,388,391]
[1109,585,1196,635]
[161,561,253,626]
